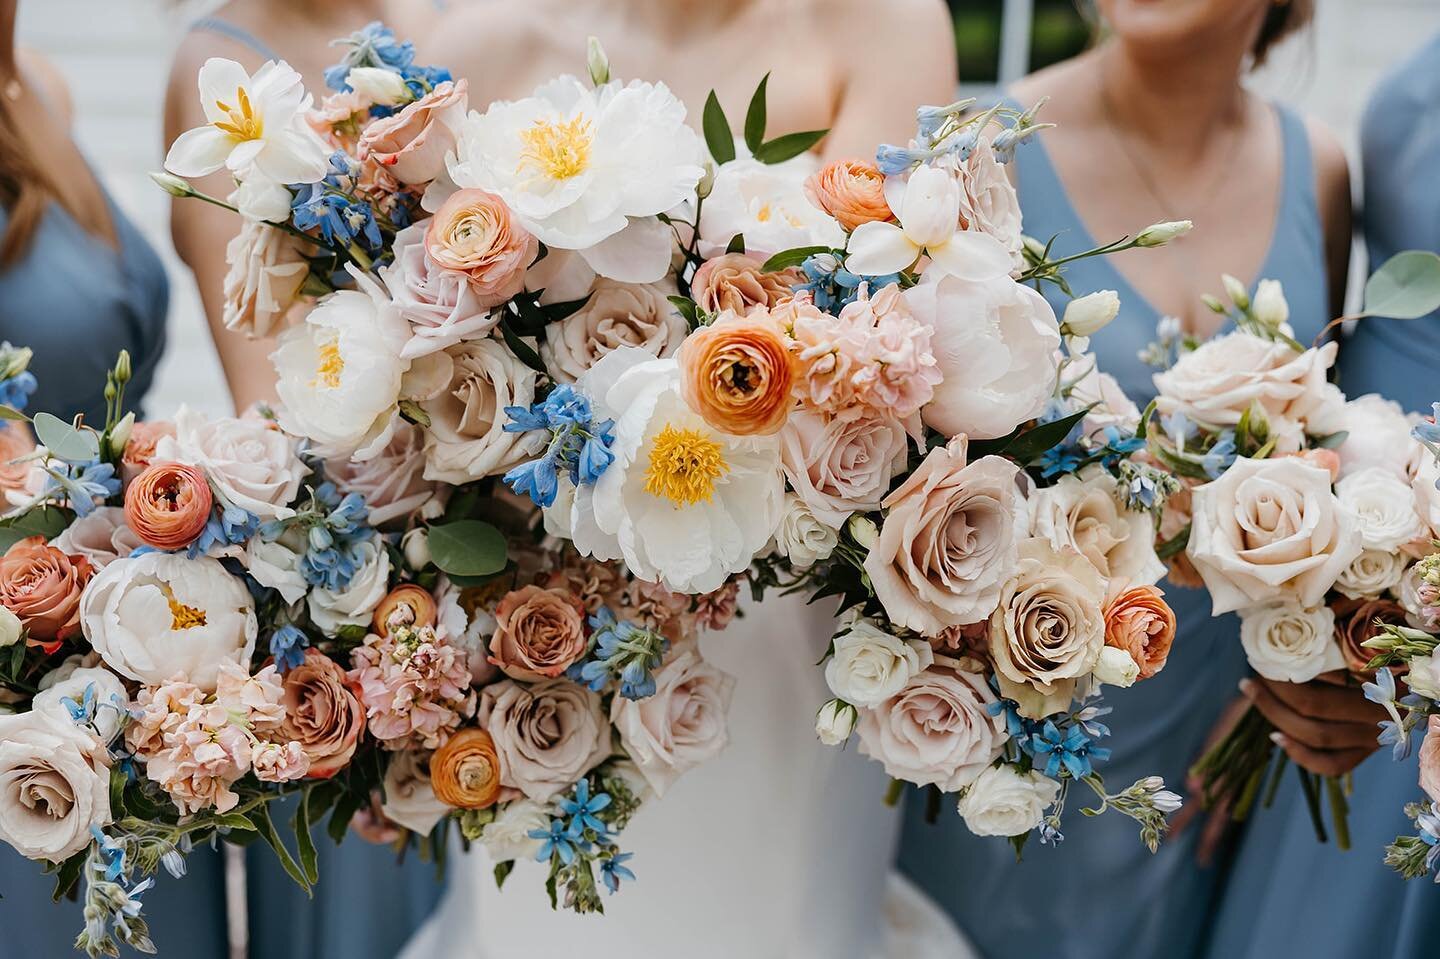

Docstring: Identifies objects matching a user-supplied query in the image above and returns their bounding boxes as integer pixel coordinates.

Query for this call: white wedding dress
[400,591,976,959]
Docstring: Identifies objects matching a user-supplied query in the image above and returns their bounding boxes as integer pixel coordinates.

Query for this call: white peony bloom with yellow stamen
[545,347,783,593]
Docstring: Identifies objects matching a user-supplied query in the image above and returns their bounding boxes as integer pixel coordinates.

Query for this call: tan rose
[990,538,1107,697]
[358,78,468,185]
[541,278,686,383]
[779,409,908,528]
[420,339,543,484]
[1332,596,1406,675]
[0,536,93,651]
[275,649,366,778]
[478,679,610,802]
[690,253,800,315]
[488,585,587,681]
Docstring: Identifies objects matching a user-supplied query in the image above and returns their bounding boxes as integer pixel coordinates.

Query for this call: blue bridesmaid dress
[897,105,1330,959]
[1203,33,1440,959]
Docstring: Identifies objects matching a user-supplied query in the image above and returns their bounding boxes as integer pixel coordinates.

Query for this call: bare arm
[1307,118,1353,318]
[820,0,958,161]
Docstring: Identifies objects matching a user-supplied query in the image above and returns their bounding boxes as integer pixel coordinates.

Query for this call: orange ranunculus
[678,310,796,436]
[1102,585,1176,680]
[804,158,892,231]
[373,583,439,638]
[690,253,799,315]
[123,461,212,551]
[0,536,92,651]
[429,727,502,809]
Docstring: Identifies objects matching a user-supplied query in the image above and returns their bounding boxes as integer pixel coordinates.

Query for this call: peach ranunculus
[373,583,439,639]
[864,436,1024,635]
[429,727,503,809]
[488,585,587,682]
[678,309,796,436]
[804,158,892,231]
[1420,715,1440,805]
[358,78,468,185]
[1102,585,1177,680]
[1332,596,1406,675]
[541,278,687,384]
[424,188,537,307]
[0,536,92,651]
[120,420,175,487]
[690,253,800,316]
[275,649,366,779]
[124,462,213,552]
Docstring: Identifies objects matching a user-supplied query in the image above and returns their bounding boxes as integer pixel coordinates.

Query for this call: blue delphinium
[291,153,382,251]
[45,459,119,517]
[794,255,901,312]
[324,21,415,92]
[187,505,259,559]
[568,608,668,700]
[503,386,616,509]
[0,369,37,410]
[270,624,310,674]
[1200,432,1238,480]
[260,482,372,592]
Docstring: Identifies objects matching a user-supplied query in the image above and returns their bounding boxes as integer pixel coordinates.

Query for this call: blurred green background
[950,0,1094,84]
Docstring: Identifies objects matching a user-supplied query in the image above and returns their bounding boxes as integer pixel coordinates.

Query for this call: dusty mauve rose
[1102,586,1176,680]
[124,461,213,551]
[0,709,111,861]
[380,223,498,360]
[420,339,543,484]
[358,78,468,184]
[430,727,503,808]
[221,219,310,339]
[0,422,37,502]
[611,646,735,796]
[374,584,439,638]
[488,585,587,681]
[275,649,366,778]
[120,420,175,486]
[425,188,536,306]
[690,253,800,316]
[542,278,687,383]
[478,679,609,802]
[326,420,440,527]
[989,538,1107,698]
[1420,716,1440,805]
[0,536,92,651]
[779,408,908,527]
[679,309,797,436]
[1332,596,1406,675]
[804,158,892,231]
[864,437,1024,635]
[856,664,1006,791]
[50,506,142,570]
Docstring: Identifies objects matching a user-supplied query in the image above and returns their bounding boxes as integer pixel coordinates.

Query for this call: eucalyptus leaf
[32,412,98,464]
[753,129,828,164]
[702,91,735,165]
[427,520,508,577]
[1361,250,1440,320]
[743,73,769,153]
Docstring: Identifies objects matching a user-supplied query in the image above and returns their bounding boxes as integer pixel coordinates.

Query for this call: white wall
[16,0,1440,415]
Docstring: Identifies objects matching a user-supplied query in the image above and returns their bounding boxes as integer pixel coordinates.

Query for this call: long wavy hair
[0,87,62,266]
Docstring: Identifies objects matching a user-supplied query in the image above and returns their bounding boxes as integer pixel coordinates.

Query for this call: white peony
[157,406,307,521]
[698,154,845,256]
[0,709,112,861]
[1238,600,1343,683]
[307,534,390,637]
[1028,467,1166,589]
[480,799,550,862]
[824,619,934,708]
[81,553,257,691]
[956,763,1060,838]
[773,493,840,569]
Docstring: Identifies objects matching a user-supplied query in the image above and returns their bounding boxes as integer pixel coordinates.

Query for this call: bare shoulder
[818,0,952,48]
[15,48,73,124]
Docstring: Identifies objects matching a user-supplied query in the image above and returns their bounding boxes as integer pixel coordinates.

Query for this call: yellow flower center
[212,85,264,142]
[643,425,729,507]
[517,116,593,181]
[313,340,345,389]
[169,598,208,630]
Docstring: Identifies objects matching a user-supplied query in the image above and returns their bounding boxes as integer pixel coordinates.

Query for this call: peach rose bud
[424,188,537,308]
[1102,585,1176,680]
[0,536,92,651]
[430,727,503,809]
[679,310,797,436]
[374,583,439,638]
[124,461,213,552]
[804,158,892,232]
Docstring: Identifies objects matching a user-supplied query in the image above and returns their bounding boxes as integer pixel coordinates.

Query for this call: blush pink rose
[478,679,610,802]
[358,79,468,185]
[1420,716,1440,804]
[779,408,908,527]
[425,189,537,307]
[380,222,499,360]
[856,664,1006,791]
[325,420,440,527]
[690,253,799,315]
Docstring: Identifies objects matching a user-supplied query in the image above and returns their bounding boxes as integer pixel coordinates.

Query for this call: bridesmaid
[1203,30,1440,959]
[0,0,209,954]
[165,4,446,958]
[898,2,1358,957]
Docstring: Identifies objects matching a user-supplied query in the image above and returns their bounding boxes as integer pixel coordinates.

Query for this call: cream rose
[221,219,309,338]
[81,553,257,691]
[541,278,687,383]
[1067,353,1141,435]
[956,763,1060,837]
[611,647,734,796]
[307,534,390,637]
[479,679,610,802]
[1327,394,1424,479]
[157,406,307,521]
[989,538,1107,697]
[325,420,440,527]
[1334,549,1408,601]
[480,798,550,862]
[856,665,1006,791]
[864,437,1025,635]
[779,409,908,528]
[380,749,450,835]
[773,493,840,569]
[1335,466,1425,553]
[1028,467,1165,589]
[0,709,112,861]
[1238,600,1343,683]
[1187,456,1363,614]
[380,222,500,360]
[420,339,543,484]
[50,506,141,570]
[824,619,934,708]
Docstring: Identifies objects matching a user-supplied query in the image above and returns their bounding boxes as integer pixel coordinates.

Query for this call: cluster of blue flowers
[260,481,372,592]
[0,367,37,410]
[270,624,311,674]
[567,607,669,700]
[528,780,636,894]
[989,696,1114,781]
[794,255,901,313]
[502,386,616,509]
[187,505,259,560]
[45,460,120,518]
[291,152,385,252]
[323,21,452,114]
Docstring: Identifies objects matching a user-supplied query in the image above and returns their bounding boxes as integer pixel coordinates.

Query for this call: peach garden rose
[358,78,468,185]
[0,536,93,651]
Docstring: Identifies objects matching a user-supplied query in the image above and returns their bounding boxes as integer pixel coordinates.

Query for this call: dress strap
[188,16,282,62]
[1272,103,1318,216]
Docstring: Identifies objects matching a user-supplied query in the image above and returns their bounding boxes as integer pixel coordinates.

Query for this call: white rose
[1187,456,1363,614]
[307,534,390,637]
[1335,466,1425,552]
[380,750,450,836]
[81,553,257,691]
[956,763,1060,838]
[243,535,309,605]
[1412,455,1440,539]
[49,506,141,570]
[824,619,934,708]
[1326,395,1421,479]
[1408,653,1440,701]
[906,272,1060,440]
[156,406,307,521]
[420,339,544,484]
[541,278,686,383]
[611,647,734,797]
[774,494,840,569]
[1093,645,1140,688]
[1334,549,1408,600]
[0,604,22,647]
[33,666,128,744]
[480,799,550,862]
[0,709,112,861]
[815,699,857,746]
[698,155,845,256]
[1028,467,1165,589]
[1239,600,1343,683]
[222,219,309,338]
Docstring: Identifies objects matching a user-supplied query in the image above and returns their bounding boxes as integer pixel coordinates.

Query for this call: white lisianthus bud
[815,698,857,745]
[109,412,135,455]
[1201,293,1227,315]
[586,36,611,87]
[1062,290,1121,337]
[1092,645,1140,688]
[347,67,410,106]
[1243,400,1270,442]
[149,171,193,198]
[1221,273,1250,310]
[0,605,21,647]
[1151,788,1184,814]
[696,161,716,199]
[402,528,431,571]
[1408,653,1440,700]
[1135,220,1192,247]
[1022,235,1047,260]
[847,515,879,550]
[1251,279,1290,330]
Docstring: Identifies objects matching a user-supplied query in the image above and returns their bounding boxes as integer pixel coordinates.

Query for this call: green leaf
[541,293,594,323]
[1311,430,1350,450]
[50,850,85,902]
[254,802,311,894]
[1008,831,1031,863]
[1360,250,1440,319]
[0,506,74,553]
[0,405,28,422]
[427,520,508,577]
[1003,409,1088,465]
[494,859,515,890]
[760,246,832,273]
[212,814,259,832]
[753,129,828,164]
[666,295,700,330]
[743,73,769,153]
[498,319,548,377]
[702,91,735,165]
[108,767,128,819]
[328,791,364,845]
[725,233,746,255]
[32,412,99,463]
[442,485,482,524]
[293,788,320,886]
[1155,524,1190,561]
[7,640,25,680]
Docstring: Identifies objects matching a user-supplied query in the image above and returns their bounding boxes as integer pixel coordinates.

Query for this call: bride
[401,2,970,957]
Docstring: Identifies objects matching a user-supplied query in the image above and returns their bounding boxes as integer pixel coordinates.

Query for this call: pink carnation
[349,624,477,750]
[252,741,312,783]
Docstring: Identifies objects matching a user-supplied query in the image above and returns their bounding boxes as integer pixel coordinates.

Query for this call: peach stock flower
[374,584,439,638]
[124,462,213,551]
[425,188,536,307]
[0,536,93,651]
[1102,586,1177,680]
[358,79,468,185]
[804,158,891,231]
[679,310,796,436]
[429,727,502,808]
[488,585,588,681]
[690,253,799,315]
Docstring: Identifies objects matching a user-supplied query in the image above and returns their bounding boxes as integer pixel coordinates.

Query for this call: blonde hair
[0,90,60,265]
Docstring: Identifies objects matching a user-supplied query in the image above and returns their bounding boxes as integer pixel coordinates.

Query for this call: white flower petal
[845,221,920,276]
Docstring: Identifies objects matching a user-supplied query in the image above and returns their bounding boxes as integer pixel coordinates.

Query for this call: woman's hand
[1240,671,1384,777]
